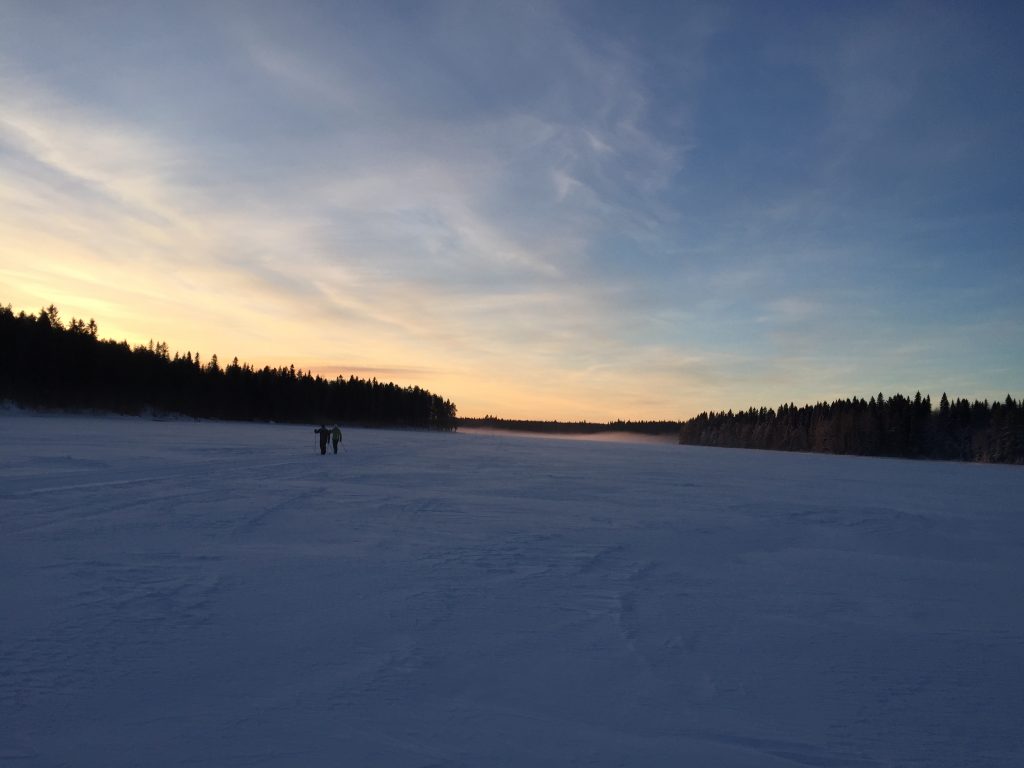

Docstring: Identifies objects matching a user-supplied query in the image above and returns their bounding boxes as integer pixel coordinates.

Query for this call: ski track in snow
[2,413,1023,767]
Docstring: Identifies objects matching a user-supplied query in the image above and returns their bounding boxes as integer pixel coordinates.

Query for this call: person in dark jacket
[314,424,330,455]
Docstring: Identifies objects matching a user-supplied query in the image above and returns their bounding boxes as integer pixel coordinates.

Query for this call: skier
[331,424,343,454]
[314,424,331,455]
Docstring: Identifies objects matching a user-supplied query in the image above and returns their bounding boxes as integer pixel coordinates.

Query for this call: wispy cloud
[1,2,1020,418]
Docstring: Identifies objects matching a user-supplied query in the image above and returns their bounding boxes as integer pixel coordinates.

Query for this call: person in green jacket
[314,424,330,455]
[331,425,342,454]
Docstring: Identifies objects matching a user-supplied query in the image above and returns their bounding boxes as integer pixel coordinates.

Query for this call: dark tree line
[459,416,680,437]
[1,304,458,430]
[679,393,1023,464]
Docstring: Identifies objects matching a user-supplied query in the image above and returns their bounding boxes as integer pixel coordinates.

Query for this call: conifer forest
[0,304,458,430]
[678,394,1023,464]
[4,304,1021,462]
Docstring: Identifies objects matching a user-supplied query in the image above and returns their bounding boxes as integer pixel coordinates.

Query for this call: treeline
[679,393,1023,464]
[460,416,680,436]
[1,304,458,430]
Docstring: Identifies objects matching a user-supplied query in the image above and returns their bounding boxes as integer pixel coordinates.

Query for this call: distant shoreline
[458,426,679,445]
[457,417,679,435]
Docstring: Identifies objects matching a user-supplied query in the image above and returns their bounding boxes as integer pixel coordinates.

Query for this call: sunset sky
[2,1,1022,420]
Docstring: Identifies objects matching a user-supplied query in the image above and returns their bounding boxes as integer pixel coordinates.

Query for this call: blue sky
[1,0,1021,419]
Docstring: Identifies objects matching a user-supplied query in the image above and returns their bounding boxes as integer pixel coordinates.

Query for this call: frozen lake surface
[2,413,1023,766]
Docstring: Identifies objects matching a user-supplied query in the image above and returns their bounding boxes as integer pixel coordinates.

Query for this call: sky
[1,1,1022,420]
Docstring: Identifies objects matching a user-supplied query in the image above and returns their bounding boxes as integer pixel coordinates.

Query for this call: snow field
[2,413,1023,766]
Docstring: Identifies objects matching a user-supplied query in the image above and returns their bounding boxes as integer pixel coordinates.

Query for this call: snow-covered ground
[2,413,1023,767]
